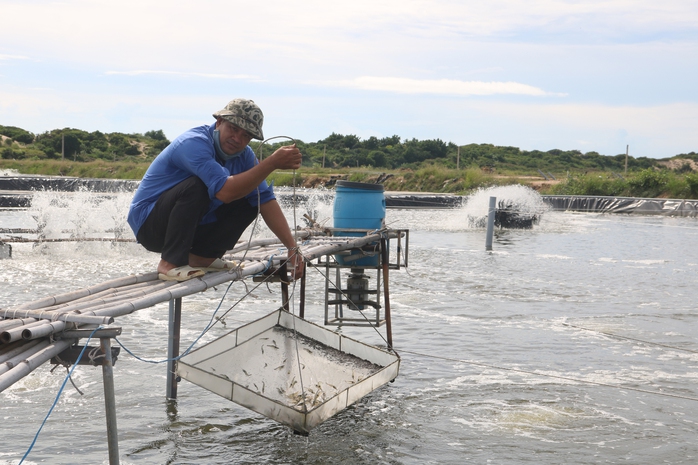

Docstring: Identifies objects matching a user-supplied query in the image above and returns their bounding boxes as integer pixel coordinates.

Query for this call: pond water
[1,187,697,464]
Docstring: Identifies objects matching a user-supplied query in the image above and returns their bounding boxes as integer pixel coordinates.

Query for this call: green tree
[145,129,168,141]
[0,125,35,144]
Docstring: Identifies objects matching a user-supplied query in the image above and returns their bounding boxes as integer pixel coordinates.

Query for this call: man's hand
[288,248,305,280]
[270,144,302,170]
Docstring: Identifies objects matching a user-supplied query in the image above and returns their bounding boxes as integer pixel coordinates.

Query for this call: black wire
[398,348,698,403]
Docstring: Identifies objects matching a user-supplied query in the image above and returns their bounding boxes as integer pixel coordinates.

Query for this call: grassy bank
[3,159,698,199]
[0,159,148,179]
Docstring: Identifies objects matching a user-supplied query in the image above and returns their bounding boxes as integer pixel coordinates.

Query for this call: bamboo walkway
[0,227,403,393]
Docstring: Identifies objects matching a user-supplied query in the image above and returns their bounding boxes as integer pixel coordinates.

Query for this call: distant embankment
[543,195,698,217]
[0,176,462,209]
[3,176,697,215]
[0,175,139,192]
[0,175,138,208]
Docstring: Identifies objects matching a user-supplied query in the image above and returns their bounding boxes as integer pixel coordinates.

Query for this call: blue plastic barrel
[333,181,386,266]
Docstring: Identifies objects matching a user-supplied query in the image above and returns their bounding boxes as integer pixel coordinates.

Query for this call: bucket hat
[213,99,264,140]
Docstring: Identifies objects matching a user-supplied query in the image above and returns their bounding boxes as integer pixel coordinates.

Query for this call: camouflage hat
[212,99,264,140]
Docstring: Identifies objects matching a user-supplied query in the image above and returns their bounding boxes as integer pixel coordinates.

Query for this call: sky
[1,0,697,159]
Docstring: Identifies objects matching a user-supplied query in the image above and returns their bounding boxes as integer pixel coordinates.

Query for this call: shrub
[626,169,669,198]
[0,125,35,144]
[685,173,698,198]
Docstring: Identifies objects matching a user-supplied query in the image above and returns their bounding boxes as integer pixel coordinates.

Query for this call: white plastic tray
[176,309,400,434]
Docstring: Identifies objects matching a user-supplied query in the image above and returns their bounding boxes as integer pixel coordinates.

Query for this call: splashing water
[463,184,549,228]
[28,189,133,241]
[400,184,550,232]
[464,184,549,218]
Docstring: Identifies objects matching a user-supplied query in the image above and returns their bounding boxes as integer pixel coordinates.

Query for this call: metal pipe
[381,238,393,349]
[166,298,182,400]
[486,196,496,251]
[100,337,120,465]
[299,269,307,319]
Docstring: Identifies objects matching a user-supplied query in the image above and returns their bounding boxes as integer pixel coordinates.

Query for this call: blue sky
[1,0,696,158]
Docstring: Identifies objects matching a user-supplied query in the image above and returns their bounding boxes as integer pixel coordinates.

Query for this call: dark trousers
[136,176,258,267]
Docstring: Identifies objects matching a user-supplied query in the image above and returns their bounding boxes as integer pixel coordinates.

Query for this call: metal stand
[380,238,393,349]
[252,263,292,310]
[101,337,120,465]
[322,229,408,349]
[54,327,122,465]
[167,297,182,400]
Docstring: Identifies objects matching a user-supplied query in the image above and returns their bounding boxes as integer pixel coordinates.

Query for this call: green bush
[0,125,35,144]
[684,173,698,198]
[626,169,669,198]
[1,147,26,159]
[549,173,626,196]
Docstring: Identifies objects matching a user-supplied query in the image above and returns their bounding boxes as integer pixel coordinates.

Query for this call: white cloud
[103,70,261,80]
[455,100,698,156]
[0,54,29,61]
[0,0,695,158]
[325,76,564,97]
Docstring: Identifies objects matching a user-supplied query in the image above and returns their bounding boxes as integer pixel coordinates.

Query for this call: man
[127,98,304,281]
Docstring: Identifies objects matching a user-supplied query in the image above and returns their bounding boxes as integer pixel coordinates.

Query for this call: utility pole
[625,145,629,175]
[457,146,460,170]
[61,134,65,160]
[322,144,326,168]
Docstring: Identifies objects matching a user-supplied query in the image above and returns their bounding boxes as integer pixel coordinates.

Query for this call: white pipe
[486,196,496,251]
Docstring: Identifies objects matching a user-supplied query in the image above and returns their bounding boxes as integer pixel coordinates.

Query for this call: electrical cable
[19,326,103,464]
[397,348,698,403]
[562,323,698,354]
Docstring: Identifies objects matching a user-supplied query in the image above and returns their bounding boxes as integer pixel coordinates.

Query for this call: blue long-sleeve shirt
[127,123,275,237]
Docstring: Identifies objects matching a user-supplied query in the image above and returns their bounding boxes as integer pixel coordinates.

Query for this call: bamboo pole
[23,320,69,341]
[0,309,113,325]
[10,272,159,312]
[0,317,37,332]
[0,281,171,338]
[228,230,315,253]
[0,339,74,392]
[13,280,177,317]
[0,231,406,392]
[89,263,268,320]
[0,339,43,364]
[1,237,136,244]
[0,339,51,376]
[1,319,49,344]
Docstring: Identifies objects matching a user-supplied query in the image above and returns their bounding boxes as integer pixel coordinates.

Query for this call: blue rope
[114,278,236,364]
[253,252,278,277]
[20,326,102,464]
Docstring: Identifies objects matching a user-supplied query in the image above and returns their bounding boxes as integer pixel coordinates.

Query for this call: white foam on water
[464,184,549,218]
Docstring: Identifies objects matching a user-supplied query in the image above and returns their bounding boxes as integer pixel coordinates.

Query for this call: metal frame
[53,327,123,465]
[320,229,409,349]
